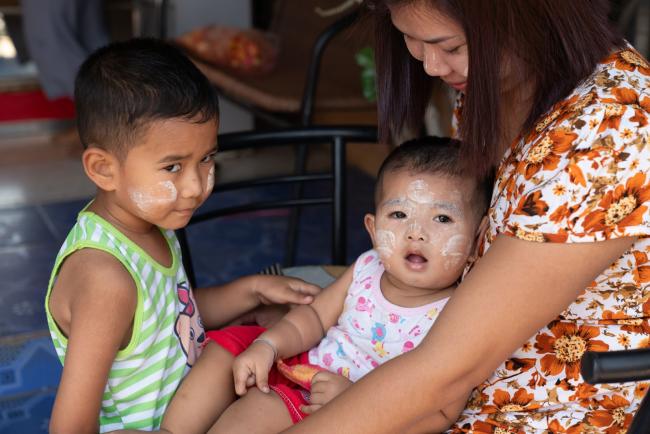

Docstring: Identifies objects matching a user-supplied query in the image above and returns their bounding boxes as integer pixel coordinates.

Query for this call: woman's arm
[281,234,635,433]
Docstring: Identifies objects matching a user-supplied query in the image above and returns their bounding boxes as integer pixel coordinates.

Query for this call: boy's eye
[164,163,181,173]
[201,152,217,164]
[435,215,452,223]
[389,211,407,219]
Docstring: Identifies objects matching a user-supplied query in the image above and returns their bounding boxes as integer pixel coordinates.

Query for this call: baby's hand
[301,371,352,414]
[232,338,277,395]
[251,275,321,306]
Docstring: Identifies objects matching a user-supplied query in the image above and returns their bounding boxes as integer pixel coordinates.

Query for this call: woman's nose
[423,47,451,77]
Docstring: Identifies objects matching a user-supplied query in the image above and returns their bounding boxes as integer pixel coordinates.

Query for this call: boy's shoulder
[50,247,138,339]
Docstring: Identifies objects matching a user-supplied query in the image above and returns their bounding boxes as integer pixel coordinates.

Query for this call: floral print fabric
[450,47,650,433]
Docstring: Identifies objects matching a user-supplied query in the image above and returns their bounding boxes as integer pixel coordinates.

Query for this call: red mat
[0,90,75,122]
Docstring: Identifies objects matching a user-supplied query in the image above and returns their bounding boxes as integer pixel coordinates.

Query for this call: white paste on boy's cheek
[129,181,177,213]
[375,229,396,264]
[206,165,215,192]
[441,234,471,270]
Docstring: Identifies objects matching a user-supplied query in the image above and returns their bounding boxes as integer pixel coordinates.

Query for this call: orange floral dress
[449,47,650,433]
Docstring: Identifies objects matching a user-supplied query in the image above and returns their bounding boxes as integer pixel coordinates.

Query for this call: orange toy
[276,359,327,391]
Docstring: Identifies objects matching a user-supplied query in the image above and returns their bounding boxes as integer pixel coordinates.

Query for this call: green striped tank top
[45,210,205,432]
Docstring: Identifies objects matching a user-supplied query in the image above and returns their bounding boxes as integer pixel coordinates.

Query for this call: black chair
[581,348,650,433]
[176,125,378,288]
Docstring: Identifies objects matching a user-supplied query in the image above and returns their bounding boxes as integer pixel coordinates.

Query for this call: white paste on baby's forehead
[129,181,177,213]
[406,180,436,204]
[206,165,215,192]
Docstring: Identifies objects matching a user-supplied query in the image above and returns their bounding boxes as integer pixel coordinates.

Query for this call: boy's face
[115,117,218,230]
[365,170,480,291]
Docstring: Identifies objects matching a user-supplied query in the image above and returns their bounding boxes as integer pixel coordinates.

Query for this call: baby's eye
[164,163,181,173]
[389,211,407,219]
[434,215,452,223]
[201,152,217,164]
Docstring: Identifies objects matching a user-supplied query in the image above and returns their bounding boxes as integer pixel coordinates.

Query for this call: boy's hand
[232,339,276,396]
[301,372,352,414]
[228,304,291,328]
[250,275,321,306]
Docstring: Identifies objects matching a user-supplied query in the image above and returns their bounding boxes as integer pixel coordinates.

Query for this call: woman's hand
[301,372,352,414]
[232,338,277,395]
[250,275,321,306]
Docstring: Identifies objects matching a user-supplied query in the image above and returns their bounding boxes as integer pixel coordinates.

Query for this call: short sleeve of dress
[494,49,650,243]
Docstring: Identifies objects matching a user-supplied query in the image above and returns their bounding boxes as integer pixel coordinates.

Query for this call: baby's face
[115,117,218,230]
[366,170,479,292]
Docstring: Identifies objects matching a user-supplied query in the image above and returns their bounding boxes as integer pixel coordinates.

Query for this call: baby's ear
[82,147,119,191]
[364,213,377,245]
[468,215,489,263]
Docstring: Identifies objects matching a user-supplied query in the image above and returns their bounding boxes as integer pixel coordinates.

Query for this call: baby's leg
[161,341,237,434]
[207,387,293,434]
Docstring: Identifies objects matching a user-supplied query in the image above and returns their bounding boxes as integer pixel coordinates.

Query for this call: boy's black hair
[375,136,494,218]
[75,37,219,158]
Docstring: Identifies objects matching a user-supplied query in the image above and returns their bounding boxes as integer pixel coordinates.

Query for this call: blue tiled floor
[0,168,375,433]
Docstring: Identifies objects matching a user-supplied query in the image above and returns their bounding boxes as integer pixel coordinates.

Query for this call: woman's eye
[445,43,466,54]
[389,211,407,219]
[435,215,452,223]
[164,163,181,173]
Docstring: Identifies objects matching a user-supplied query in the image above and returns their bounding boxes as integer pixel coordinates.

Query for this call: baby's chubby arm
[232,266,355,395]
[194,275,322,330]
[48,249,138,434]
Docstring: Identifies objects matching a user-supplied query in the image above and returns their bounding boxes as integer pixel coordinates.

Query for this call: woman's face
[389,1,468,91]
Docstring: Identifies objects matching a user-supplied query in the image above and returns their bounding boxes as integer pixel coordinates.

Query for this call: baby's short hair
[376,136,493,218]
[75,38,219,158]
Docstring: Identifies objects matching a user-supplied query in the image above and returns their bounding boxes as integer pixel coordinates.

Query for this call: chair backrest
[581,348,650,433]
[176,125,377,288]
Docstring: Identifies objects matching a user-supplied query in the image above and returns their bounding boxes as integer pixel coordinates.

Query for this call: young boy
[156,137,493,433]
[45,38,320,434]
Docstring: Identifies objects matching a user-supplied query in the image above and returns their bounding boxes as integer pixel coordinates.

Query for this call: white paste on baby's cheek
[375,229,396,263]
[441,234,471,270]
[129,181,177,213]
[406,180,435,204]
[206,165,215,192]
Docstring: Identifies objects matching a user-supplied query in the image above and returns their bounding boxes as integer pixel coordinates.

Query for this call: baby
[160,136,492,433]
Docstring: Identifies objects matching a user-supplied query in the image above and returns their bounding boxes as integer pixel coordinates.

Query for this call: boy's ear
[364,213,377,246]
[82,147,120,191]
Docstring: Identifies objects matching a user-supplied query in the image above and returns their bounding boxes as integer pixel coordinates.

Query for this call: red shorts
[206,326,310,424]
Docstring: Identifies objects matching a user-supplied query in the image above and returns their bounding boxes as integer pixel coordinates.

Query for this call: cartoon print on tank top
[174,283,205,366]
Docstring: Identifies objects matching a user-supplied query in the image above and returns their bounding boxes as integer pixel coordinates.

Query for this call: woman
[282,0,650,432]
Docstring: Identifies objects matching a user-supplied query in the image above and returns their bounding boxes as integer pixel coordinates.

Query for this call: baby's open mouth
[406,253,428,263]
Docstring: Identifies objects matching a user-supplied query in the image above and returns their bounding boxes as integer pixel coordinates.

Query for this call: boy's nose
[180,170,203,199]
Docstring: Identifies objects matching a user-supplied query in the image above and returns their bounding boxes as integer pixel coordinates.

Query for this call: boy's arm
[233,265,354,395]
[194,274,321,329]
[49,250,137,434]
